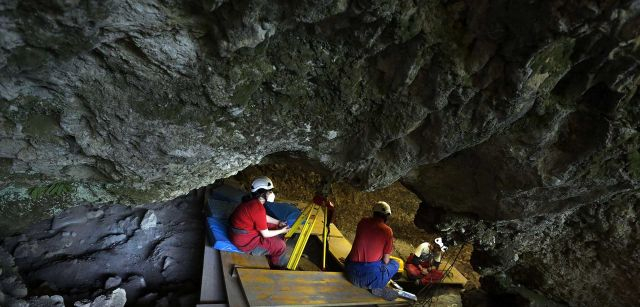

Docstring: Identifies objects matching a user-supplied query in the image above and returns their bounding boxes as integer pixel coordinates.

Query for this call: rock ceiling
[1,0,639,305]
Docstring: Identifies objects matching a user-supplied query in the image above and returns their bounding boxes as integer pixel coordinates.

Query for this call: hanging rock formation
[1,0,639,306]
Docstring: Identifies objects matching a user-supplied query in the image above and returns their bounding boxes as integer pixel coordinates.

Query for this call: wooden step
[220,251,270,307]
[199,244,226,304]
[236,268,406,306]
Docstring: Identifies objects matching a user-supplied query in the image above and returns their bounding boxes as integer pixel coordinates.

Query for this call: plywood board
[438,259,468,286]
[237,268,404,306]
[295,203,467,286]
[313,225,353,268]
[200,244,226,303]
[221,251,270,270]
[220,252,270,307]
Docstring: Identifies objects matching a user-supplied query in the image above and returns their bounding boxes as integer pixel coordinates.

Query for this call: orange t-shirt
[229,198,267,235]
[347,217,394,262]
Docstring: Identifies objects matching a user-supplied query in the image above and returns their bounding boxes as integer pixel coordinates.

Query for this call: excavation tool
[284,200,331,270]
[285,179,335,270]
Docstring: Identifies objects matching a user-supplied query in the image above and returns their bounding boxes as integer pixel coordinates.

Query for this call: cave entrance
[208,151,479,297]
[227,152,430,259]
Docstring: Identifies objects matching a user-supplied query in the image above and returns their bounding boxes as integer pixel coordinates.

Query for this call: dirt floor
[231,164,481,290]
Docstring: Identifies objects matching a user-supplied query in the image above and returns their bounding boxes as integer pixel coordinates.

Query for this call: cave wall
[415,192,640,306]
[1,0,640,306]
[0,192,202,306]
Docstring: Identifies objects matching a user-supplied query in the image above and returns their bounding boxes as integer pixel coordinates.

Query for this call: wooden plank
[317,225,466,286]
[221,251,270,269]
[301,205,351,267]
[220,252,270,307]
[438,259,468,286]
[200,244,226,303]
[293,203,465,286]
[201,184,227,304]
[313,228,353,268]
[237,268,403,306]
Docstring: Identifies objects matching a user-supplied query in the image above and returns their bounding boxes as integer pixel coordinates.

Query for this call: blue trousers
[345,259,400,289]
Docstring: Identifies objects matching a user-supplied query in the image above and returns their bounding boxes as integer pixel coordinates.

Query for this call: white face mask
[267,192,276,202]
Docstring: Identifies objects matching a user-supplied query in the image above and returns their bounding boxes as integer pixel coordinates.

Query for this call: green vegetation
[29,182,73,199]
[106,185,159,204]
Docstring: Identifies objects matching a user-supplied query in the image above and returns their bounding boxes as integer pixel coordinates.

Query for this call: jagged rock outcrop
[416,192,640,306]
[1,0,639,306]
[0,245,29,306]
[0,193,202,306]
[74,288,126,307]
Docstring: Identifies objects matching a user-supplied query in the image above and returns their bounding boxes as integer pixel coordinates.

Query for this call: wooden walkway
[220,251,271,306]
[238,268,406,306]
[198,189,466,306]
[306,204,467,286]
[202,249,404,307]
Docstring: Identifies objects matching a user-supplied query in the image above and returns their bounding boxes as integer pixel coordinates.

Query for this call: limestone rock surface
[1,193,202,306]
[1,0,640,306]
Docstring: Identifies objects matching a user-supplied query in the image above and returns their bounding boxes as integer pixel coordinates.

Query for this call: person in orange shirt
[228,176,290,268]
[344,201,400,293]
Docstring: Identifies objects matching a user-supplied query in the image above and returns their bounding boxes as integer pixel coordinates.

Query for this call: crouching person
[229,176,290,268]
[345,201,400,300]
[405,242,444,285]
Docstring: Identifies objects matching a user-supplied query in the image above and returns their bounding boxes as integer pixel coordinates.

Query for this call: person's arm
[253,203,287,237]
[383,253,391,264]
[259,227,289,238]
[421,266,430,274]
[266,215,280,225]
[382,228,394,265]
[419,265,429,275]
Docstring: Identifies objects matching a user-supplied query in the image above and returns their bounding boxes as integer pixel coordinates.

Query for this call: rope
[412,241,468,307]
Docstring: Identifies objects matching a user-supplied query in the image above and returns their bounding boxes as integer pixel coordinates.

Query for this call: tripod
[284,203,330,270]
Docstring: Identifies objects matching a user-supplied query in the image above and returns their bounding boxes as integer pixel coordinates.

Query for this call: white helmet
[414,242,431,257]
[372,201,391,215]
[251,176,274,192]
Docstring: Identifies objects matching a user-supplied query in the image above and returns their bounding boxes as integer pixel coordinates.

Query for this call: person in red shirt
[345,201,400,294]
[228,176,290,268]
[405,242,445,285]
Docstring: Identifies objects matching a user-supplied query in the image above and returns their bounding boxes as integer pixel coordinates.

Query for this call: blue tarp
[264,201,301,227]
[207,216,243,253]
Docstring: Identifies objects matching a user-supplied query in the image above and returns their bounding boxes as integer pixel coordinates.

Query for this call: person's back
[348,216,393,263]
[344,201,399,294]
[229,198,265,235]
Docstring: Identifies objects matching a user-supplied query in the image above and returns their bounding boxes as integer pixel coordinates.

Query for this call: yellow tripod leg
[287,205,320,270]
[285,204,312,239]
[288,205,319,270]
[322,206,328,270]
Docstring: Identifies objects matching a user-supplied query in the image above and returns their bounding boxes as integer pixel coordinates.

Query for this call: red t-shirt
[347,217,394,262]
[229,198,267,235]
